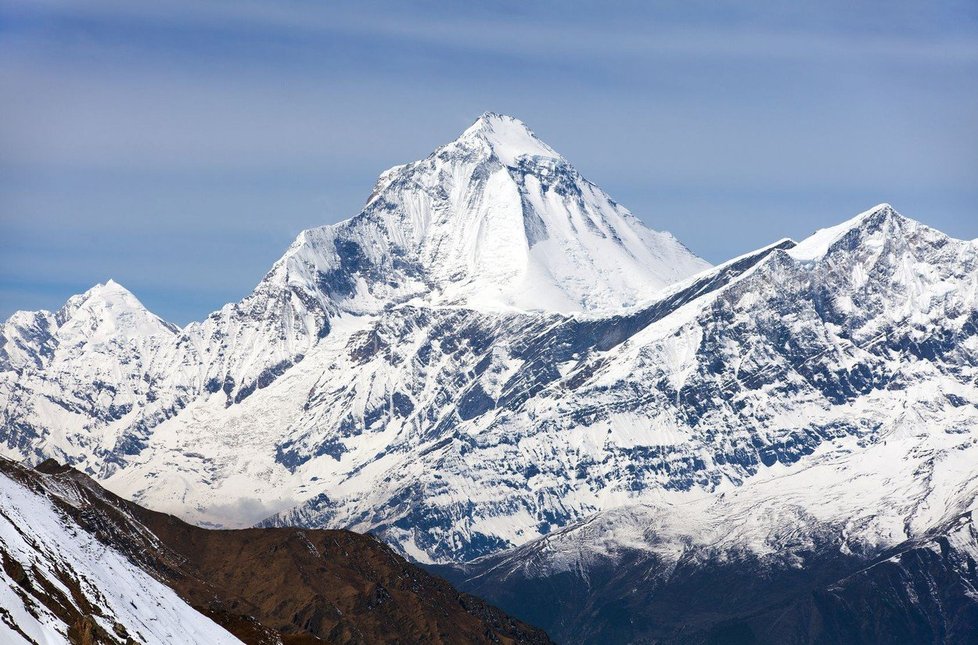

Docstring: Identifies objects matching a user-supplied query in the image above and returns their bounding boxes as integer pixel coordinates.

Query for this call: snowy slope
[248,205,975,560]
[0,463,240,645]
[90,240,778,536]
[74,204,975,570]
[460,399,978,641]
[5,199,977,571]
[0,281,179,465]
[0,113,708,479]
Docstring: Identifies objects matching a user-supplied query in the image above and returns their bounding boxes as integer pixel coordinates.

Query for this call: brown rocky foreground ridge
[0,457,552,644]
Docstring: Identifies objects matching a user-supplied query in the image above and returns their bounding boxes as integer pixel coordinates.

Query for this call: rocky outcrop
[1,458,551,644]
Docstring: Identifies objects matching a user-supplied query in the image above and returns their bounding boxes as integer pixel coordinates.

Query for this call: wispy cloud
[9,0,978,62]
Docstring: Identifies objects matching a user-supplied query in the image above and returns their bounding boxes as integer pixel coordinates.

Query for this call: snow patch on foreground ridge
[0,471,239,644]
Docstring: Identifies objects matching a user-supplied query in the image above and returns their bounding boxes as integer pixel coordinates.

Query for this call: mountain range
[3,113,977,643]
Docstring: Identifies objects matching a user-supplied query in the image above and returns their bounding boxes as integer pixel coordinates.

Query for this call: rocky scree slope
[0,457,552,644]
[0,457,240,644]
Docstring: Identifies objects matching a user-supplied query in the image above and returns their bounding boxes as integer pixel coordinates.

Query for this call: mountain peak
[456,112,560,166]
[88,278,131,297]
[788,203,906,262]
[70,279,145,312]
[55,279,176,338]
[278,113,710,314]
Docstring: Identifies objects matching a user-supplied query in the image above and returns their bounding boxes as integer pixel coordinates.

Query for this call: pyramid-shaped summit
[270,112,711,315]
[0,115,714,482]
[452,112,561,166]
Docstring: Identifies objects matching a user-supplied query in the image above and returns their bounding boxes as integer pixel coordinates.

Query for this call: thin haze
[1,0,976,323]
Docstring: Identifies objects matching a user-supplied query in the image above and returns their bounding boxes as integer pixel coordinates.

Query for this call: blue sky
[2,1,976,323]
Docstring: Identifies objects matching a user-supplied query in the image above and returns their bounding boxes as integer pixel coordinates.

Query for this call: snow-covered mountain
[458,363,978,641]
[461,491,978,642]
[0,113,707,480]
[3,114,978,641]
[273,112,708,315]
[0,280,180,463]
[253,204,978,562]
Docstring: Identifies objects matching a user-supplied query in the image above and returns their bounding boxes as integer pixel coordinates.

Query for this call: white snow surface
[0,468,241,644]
